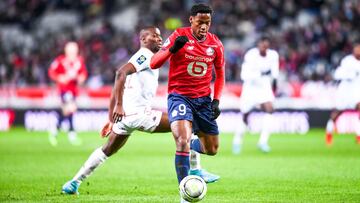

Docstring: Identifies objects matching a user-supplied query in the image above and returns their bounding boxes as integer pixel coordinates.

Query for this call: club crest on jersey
[189,40,195,44]
[206,47,214,56]
[187,46,194,50]
[136,55,146,65]
[171,109,178,117]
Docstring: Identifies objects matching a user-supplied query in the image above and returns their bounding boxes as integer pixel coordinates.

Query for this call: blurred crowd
[0,0,359,87]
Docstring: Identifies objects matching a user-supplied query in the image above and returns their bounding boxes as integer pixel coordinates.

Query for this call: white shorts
[335,81,360,110]
[112,107,163,135]
[240,83,274,113]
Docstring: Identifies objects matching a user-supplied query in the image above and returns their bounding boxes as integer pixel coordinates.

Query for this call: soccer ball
[179,175,207,202]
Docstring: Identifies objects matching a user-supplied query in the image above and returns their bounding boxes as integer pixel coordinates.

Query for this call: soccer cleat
[69,137,82,146]
[257,143,271,153]
[326,132,333,146]
[62,180,80,195]
[68,132,82,146]
[48,134,58,146]
[189,169,220,183]
[232,142,242,154]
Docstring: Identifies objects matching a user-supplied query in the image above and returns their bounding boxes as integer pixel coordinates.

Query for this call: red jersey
[163,27,225,98]
[48,55,87,96]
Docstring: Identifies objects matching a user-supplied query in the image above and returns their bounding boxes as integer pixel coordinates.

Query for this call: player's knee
[175,137,190,151]
[205,145,218,156]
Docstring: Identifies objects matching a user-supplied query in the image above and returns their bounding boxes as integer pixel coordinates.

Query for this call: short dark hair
[258,34,271,43]
[190,3,213,16]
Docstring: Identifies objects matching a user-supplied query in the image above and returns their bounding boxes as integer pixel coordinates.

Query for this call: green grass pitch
[1,128,360,202]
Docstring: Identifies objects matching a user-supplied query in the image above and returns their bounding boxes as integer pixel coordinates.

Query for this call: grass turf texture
[0,128,360,202]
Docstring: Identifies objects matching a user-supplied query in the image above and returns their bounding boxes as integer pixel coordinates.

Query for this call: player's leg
[325,110,341,146]
[64,97,81,145]
[167,94,195,185]
[233,111,250,154]
[48,94,66,146]
[233,93,255,154]
[258,101,274,152]
[171,120,193,183]
[62,130,130,194]
[62,121,131,194]
[355,103,360,144]
[189,134,220,183]
[141,109,217,183]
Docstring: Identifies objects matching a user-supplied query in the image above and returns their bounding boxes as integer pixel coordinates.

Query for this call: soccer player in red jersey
[150,3,225,194]
[48,42,87,146]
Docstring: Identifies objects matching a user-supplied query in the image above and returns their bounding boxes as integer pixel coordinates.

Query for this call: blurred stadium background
[1,1,360,202]
[0,0,359,133]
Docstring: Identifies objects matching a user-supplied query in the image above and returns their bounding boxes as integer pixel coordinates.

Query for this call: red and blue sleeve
[150,30,179,69]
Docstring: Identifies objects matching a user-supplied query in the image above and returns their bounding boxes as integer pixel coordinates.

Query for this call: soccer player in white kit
[61,26,218,195]
[325,42,360,145]
[232,36,279,153]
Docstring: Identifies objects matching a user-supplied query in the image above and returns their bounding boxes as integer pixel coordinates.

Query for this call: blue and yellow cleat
[257,143,271,153]
[189,169,220,183]
[62,180,80,195]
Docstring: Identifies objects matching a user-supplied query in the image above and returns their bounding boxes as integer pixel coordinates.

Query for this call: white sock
[326,119,334,133]
[259,113,273,145]
[72,148,108,183]
[49,126,58,137]
[233,119,246,146]
[190,150,201,170]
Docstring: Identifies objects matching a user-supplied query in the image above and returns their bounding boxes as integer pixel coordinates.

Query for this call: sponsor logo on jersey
[136,55,146,65]
[206,47,215,56]
[185,54,213,63]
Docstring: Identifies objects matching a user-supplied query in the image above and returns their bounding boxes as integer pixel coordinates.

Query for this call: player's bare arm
[112,63,136,123]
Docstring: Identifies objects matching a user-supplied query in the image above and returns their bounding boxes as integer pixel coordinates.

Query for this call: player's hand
[211,99,221,120]
[100,122,113,138]
[261,70,271,76]
[169,36,189,53]
[112,105,124,123]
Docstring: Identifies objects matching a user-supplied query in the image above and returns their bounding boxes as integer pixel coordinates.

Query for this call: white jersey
[122,47,159,114]
[239,48,279,113]
[334,54,360,110]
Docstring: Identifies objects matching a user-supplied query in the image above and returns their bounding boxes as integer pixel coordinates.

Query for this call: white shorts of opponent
[240,82,275,113]
[112,107,163,135]
[335,80,360,110]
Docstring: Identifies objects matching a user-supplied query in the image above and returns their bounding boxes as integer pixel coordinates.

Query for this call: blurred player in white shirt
[325,42,360,145]
[233,36,279,153]
[61,27,218,195]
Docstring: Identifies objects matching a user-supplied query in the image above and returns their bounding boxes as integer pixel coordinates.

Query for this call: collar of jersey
[191,32,207,43]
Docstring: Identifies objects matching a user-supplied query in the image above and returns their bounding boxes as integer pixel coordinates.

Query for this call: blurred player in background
[325,42,360,145]
[48,42,87,146]
[150,4,225,202]
[62,26,218,195]
[232,36,279,154]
